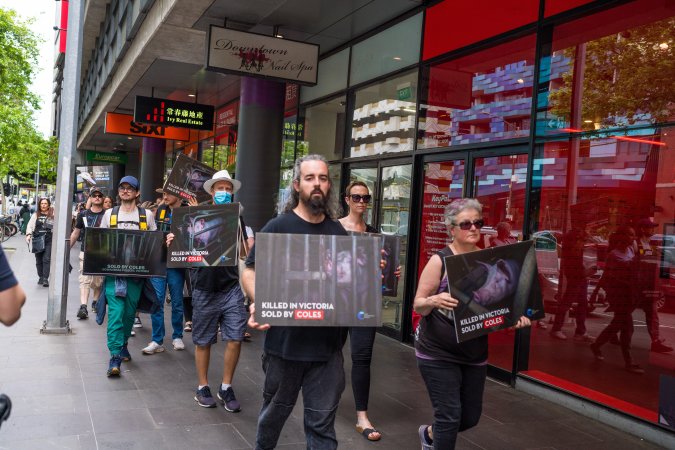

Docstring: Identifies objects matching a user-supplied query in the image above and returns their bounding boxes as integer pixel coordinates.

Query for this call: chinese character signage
[134,96,215,131]
[206,26,319,86]
[282,116,304,139]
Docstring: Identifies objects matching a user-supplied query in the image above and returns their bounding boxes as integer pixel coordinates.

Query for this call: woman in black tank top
[414,198,531,449]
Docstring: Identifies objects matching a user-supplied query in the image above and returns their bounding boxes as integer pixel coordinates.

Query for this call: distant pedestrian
[25,198,55,287]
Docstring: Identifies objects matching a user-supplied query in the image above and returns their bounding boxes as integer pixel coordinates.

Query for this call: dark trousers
[639,299,660,342]
[595,305,635,365]
[183,295,193,322]
[256,351,345,450]
[349,327,376,411]
[34,238,52,280]
[417,358,486,450]
[552,277,588,335]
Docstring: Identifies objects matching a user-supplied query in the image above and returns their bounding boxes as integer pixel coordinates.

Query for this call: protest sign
[255,233,382,326]
[349,231,400,296]
[167,204,240,268]
[163,153,215,203]
[441,240,544,342]
[83,228,166,277]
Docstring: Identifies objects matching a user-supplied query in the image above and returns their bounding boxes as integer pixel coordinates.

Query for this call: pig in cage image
[173,206,239,266]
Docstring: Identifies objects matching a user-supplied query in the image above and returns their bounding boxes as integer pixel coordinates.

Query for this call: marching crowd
[7,153,533,449]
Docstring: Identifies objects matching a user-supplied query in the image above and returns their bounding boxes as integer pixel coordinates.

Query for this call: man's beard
[301,189,329,215]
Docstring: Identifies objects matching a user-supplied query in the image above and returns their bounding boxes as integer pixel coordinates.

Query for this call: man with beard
[69,186,107,320]
[242,154,348,450]
[142,190,188,355]
[98,176,157,377]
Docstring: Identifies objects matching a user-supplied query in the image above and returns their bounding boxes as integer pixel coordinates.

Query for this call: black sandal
[356,425,381,441]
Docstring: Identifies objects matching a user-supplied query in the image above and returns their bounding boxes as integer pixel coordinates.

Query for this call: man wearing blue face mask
[168,170,249,412]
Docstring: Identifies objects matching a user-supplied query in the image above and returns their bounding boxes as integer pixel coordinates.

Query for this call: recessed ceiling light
[188,94,196,97]
[583,120,593,123]
[517,78,524,84]
[127,136,133,139]
[393,56,402,61]
[659,42,669,49]
[275,33,284,39]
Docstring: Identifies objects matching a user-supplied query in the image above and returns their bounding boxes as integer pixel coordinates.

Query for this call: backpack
[109,206,148,230]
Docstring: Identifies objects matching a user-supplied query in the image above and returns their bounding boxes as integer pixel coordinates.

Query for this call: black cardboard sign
[163,153,215,203]
[255,233,382,327]
[168,204,240,268]
[83,228,166,277]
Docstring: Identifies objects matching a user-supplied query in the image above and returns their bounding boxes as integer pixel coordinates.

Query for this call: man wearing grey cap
[69,186,107,320]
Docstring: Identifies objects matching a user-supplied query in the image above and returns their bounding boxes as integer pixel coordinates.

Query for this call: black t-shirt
[0,247,18,292]
[75,208,105,252]
[245,211,348,362]
[192,216,248,293]
[414,247,488,365]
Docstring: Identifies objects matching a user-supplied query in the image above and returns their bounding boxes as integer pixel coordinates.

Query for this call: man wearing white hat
[167,170,248,412]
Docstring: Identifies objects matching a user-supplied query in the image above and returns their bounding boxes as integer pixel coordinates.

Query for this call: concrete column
[235,77,285,231]
[139,137,165,202]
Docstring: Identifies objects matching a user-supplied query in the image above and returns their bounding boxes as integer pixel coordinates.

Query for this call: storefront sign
[134,96,215,131]
[255,233,382,327]
[206,26,319,86]
[85,151,128,165]
[215,101,239,136]
[397,85,412,101]
[105,112,190,140]
[443,241,544,342]
[283,116,304,139]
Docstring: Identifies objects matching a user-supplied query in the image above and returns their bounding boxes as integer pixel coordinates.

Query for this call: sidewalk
[0,234,662,449]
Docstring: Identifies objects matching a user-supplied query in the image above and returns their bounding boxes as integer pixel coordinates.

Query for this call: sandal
[356,425,381,441]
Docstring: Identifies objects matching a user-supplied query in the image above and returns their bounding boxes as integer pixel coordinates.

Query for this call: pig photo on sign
[471,259,519,307]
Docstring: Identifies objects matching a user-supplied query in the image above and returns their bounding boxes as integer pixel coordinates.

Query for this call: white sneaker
[172,338,185,351]
[142,341,165,354]
[551,331,567,340]
[130,329,136,337]
[133,317,143,328]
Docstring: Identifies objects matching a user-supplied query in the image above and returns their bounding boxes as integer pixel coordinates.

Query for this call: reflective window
[536,2,674,137]
[301,49,349,104]
[419,35,535,149]
[526,125,674,423]
[350,13,422,86]
[299,96,346,162]
[351,71,417,157]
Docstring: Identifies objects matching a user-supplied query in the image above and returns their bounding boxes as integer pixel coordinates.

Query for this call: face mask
[214,191,232,205]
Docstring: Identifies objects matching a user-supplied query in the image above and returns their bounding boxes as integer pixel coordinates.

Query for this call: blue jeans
[256,351,345,450]
[417,358,486,450]
[149,268,185,344]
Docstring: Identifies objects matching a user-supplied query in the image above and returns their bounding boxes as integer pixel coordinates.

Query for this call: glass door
[470,150,530,374]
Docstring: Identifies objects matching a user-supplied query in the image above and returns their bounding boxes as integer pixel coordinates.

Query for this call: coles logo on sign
[294,310,324,320]
[483,315,505,329]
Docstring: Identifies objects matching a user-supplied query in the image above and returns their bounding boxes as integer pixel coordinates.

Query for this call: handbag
[30,234,46,253]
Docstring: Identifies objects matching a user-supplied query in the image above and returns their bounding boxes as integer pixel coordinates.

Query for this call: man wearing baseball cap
[98,176,158,376]
[167,170,248,412]
[69,186,107,320]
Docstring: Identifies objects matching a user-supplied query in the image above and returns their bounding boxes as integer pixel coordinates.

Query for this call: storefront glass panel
[299,96,346,162]
[351,71,418,158]
[473,153,529,372]
[526,126,674,424]
[419,35,535,149]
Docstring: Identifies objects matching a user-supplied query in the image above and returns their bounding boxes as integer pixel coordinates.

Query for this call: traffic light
[2,184,9,197]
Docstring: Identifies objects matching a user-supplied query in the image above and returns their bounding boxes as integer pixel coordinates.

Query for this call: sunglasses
[349,194,372,203]
[91,194,103,198]
[118,185,137,192]
[452,219,484,230]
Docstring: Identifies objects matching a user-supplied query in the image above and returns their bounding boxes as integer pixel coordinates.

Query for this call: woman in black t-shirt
[338,181,381,442]
[25,198,55,287]
[414,198,530,450]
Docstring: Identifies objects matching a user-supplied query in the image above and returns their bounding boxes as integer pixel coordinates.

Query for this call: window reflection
[419,35,535,149]
[299,96,346,162]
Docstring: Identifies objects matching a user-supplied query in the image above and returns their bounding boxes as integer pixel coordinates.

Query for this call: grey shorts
[192,285,247,346]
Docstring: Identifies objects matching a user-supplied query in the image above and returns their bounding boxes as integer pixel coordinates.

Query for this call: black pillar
[235,77,285,231]
[139,137,165,202]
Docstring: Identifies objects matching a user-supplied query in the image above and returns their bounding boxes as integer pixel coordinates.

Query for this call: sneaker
[107,355,123,377]
[172,338,185,351]
[590,343,604,361]
[184,321,192,332]
[92,300,97,313]
[217,386,241,412]
[194,386,217,408]
[120,344,132,362]
[625,363,645,374]
[651,340,673,353]
[43,280,49,287]
[418,425,433,450]
[573,334,594,343]
[142,341,165,355]
[133,317,143,328]
[130,329,136,337]
[77,304,88,320]
[37,277,43,285]
[551,331,567,340]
